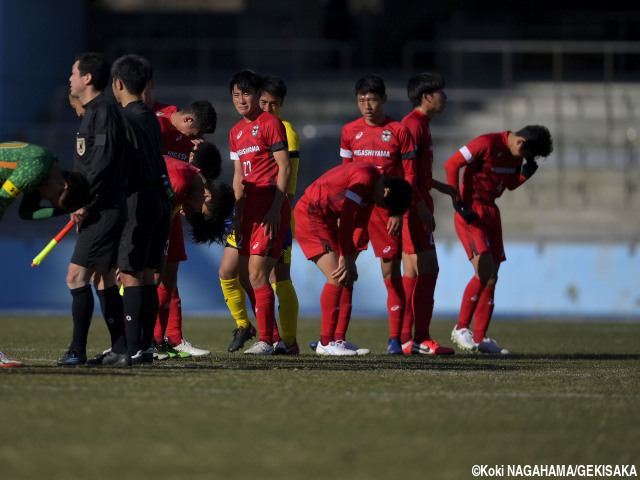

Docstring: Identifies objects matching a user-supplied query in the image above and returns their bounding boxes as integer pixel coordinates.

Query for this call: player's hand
[521,157,538,179]
[332,255,358,286]
[386,214,402,236]
[191,138,205,150]
[417,201,436,232]
[70,206,88,224]
[261,208,281,239]
[452,200,478,224]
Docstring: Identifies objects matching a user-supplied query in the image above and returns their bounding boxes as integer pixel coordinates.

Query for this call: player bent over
[1,141,91,367]
[446,125,553,354]
[152,155,234,359]
[294,162,412,355]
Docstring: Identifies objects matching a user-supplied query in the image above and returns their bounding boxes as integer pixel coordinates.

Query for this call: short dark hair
[261,75,287,99]
[59,170,91,211]
[182,100,217,134]
[75,52,110,91]
[355,74,386,97]
[190,142,222,180]
[111,54,150,95]
[407,72,445,107]
[382,176,412,216]
[515,125,554,158]
[190,179,235,245]
[228,70,263,95]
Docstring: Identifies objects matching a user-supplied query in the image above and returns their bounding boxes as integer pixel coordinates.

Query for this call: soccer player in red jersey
[152,155,234,357]
[446,125,553,354]
[228,70,292,355]
[142,77,218,357]
[399,73,458,355]
[294,162,412,355]
[340,74,419,354]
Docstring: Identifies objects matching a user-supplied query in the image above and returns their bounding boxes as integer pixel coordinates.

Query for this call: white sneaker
[341,340,370,356]
[316,340,358,356]
[173,339,211,356]
[451,326,478,351]
[477,338,510,355]
[244,341,274,355]
[0,350,23,368]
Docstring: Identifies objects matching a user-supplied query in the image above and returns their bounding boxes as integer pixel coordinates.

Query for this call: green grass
[1,315,639,479]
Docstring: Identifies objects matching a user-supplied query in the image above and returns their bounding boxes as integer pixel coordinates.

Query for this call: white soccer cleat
[173,339,211,356]
[244,341,275,355]
[451,326,478,351]
[316,340,358,356]
[477,337,510,355]
[0,350,23,368]
[340,340,370,356]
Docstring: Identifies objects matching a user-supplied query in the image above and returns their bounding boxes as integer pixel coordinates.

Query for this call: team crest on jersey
[76,137,86,156]
[356,131,363,139]
[252,125,259,137]
[381,130,392,142]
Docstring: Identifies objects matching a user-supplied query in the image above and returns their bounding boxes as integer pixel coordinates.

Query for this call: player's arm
[508,157,538,190]
[180,173,206,225]
[445,150,478,223]
[261,148,291,239]
[431,178,459,200]
[334,190,363,286]
[18,191,64,220]
[232,157,244,230]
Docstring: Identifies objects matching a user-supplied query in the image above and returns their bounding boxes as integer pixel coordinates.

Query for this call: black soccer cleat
[227,324,257,352]
[57,350,87,366]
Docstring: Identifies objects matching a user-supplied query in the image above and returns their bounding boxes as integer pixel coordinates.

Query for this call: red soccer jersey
[156,105,194,161]
[402,109,433,197]
[164,155,200,207]
[229,111,288,190]
[298,162,381,255]
[340,116,417,190]
[450,131,526,205]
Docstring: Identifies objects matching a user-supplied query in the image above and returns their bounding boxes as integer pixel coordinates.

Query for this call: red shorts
[294,199,338,260]
[454,202,505,263]
[402,201,436,255]
[362,205,402,259]
[164,213,187,263]
[238,188,291,259]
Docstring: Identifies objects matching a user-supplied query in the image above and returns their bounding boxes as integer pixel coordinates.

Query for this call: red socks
[154,284,171,343]
[401,276,416,344]
[334,286,353,341]
[254,284,275,344]
[457,276,484,330]
[473,286,495,343]
[384,277,405,339]
[320,283,342,345]
[412,273,437,344]
[166,288,183,346]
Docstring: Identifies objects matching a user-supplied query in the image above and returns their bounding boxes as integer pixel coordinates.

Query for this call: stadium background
[0,0,638,318]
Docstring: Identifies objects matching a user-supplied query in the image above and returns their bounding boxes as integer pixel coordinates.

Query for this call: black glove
[521,157,538,179]
[453,200,479,224]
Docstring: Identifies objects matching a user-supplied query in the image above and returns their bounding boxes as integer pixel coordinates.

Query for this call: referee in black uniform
[107,54,173,365]
[59,52,128,366]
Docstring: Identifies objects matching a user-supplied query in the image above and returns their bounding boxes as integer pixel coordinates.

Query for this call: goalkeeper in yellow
[219,75,300,354]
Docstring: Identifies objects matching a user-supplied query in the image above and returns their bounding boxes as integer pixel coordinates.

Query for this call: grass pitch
[1,315,639,479]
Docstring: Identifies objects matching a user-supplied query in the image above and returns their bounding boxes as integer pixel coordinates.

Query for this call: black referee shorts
[71,190,126,272]
[118,185,172,272]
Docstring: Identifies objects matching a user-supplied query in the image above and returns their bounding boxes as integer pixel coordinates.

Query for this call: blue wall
[1,221,638,319]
